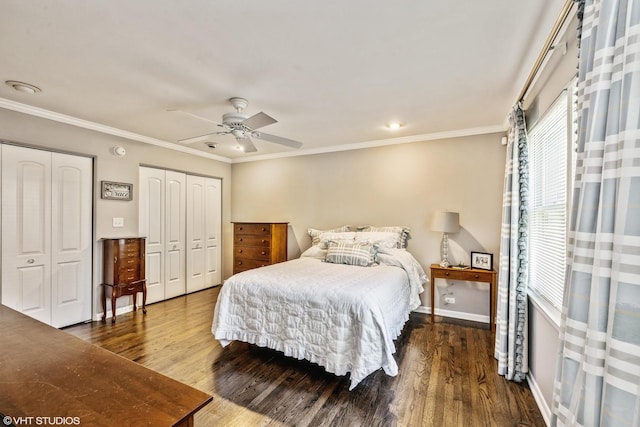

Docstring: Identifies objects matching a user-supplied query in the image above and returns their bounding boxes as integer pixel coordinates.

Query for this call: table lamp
[431,211,460,267]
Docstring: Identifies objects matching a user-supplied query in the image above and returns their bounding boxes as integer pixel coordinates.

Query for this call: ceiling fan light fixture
[6,80,41,94]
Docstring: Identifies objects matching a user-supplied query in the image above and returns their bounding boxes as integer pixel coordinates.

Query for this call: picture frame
[101,181,133,201]
[470,251,493,270]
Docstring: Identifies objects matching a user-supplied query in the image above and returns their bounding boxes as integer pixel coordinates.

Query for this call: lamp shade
[431,211,460,233]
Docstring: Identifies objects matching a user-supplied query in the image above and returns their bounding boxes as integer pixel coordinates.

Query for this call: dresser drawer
[234,223,271,236]
[116,280,145,297]
[235,246,270,261]
[234,258,270,272]
[118,266,140,282]
[435,268,493,282]
[234,234,271,247]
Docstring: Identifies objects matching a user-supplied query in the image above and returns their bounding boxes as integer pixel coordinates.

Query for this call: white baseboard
[94,304,137,322]
[527,373,551,426]
[413,305,490,325]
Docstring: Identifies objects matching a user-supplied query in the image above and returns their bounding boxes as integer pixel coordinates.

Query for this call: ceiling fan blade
[168,109,226,127]
[242,112,277,130]
[178,133,217,144]
[254,132,303,149]
[237,137,258,153]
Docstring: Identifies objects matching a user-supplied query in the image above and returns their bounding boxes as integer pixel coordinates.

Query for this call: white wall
[0,108,232,320]
[231,133,506,321]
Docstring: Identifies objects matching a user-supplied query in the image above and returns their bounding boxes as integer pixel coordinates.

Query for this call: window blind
[528,91,568,311]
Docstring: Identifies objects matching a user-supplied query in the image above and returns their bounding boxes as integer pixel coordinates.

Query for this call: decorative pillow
[318,231,356,248]
[325,241,376,267]
[354,231,401,249]
[308,225,352,246]
[300,245,327,260]
[357,226,411,248]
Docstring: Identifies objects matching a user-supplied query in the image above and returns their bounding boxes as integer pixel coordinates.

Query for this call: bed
[211,226,427,390]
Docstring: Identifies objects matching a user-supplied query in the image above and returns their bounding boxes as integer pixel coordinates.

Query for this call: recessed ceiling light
[5,80,41,94]
[386,121,403,130]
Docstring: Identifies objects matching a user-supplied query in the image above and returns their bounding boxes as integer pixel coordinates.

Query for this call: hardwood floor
[64,287,545,426]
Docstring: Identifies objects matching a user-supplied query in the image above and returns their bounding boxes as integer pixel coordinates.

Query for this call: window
[527,85,577,321]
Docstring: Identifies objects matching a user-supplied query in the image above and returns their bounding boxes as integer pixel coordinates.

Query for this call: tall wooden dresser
[232,222,288,274]
[101,237,147,323]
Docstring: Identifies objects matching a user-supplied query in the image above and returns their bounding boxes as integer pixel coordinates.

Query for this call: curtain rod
[517,0,575,102]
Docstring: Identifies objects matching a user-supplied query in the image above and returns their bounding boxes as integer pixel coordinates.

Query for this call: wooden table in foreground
[430,264,497,332]
[0,305,212,426]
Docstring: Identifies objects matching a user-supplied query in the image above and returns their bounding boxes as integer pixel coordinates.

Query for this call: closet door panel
[56,261,82,304]
[186,175,205,293]
[51,152,92,327]
[1,145,52,324]
[165,171,186,299]
[139,167,165,304]
[204,178,222,287]
[17,265,47,315]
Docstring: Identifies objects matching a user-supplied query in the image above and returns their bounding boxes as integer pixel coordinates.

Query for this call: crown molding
[0,97,233,163]
[231,124,506,163]
[1,97,505,165]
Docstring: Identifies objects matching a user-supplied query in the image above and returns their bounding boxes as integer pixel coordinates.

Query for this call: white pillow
[318,231,356,248]
[358,226,411,248]
[354,231,401,249]
[308,226,352,246]
[300,245,327,259]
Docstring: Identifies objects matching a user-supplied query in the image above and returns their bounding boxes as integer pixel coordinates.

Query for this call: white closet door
[186,175,205,293]
[1,145,52,324]
[204,177,222,287]
[50,152,92,328]
[164,170,186,299]
[139,167,165,304]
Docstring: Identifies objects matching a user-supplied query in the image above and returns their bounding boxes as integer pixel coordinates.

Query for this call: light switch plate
[112,217,124,227]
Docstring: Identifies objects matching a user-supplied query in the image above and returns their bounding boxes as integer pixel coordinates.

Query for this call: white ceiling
[0,1,567,162]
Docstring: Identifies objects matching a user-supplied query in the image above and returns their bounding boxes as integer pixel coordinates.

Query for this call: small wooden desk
[0,305,212,426]
[430,264,497,331]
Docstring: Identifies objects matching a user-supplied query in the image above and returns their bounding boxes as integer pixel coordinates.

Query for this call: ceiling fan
[170,97,303,153]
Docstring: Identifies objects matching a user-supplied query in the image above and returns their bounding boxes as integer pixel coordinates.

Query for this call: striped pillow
[325,241,376,267]
[357,226,411,248]
[308,225,352,246]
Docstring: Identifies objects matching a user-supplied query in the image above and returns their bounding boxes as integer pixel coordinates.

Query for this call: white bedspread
[211,248,426,390]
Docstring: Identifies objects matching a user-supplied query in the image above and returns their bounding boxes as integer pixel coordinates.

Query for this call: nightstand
[430,264,497,331]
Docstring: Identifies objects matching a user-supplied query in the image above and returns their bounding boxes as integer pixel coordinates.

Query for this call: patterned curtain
[552,0,640,425]
[494,103,529,381]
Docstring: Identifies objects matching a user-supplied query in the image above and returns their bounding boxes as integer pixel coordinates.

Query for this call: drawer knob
[237,261,242,265]
[261,239,267,243]
[445,272,450,276]
[475,274,480,279]
[262,227,266,231]
[238,249,243,253]
[261,251,266,255]
[239,227,243,231]
[239,238,243,242]
[27,259,35,264]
